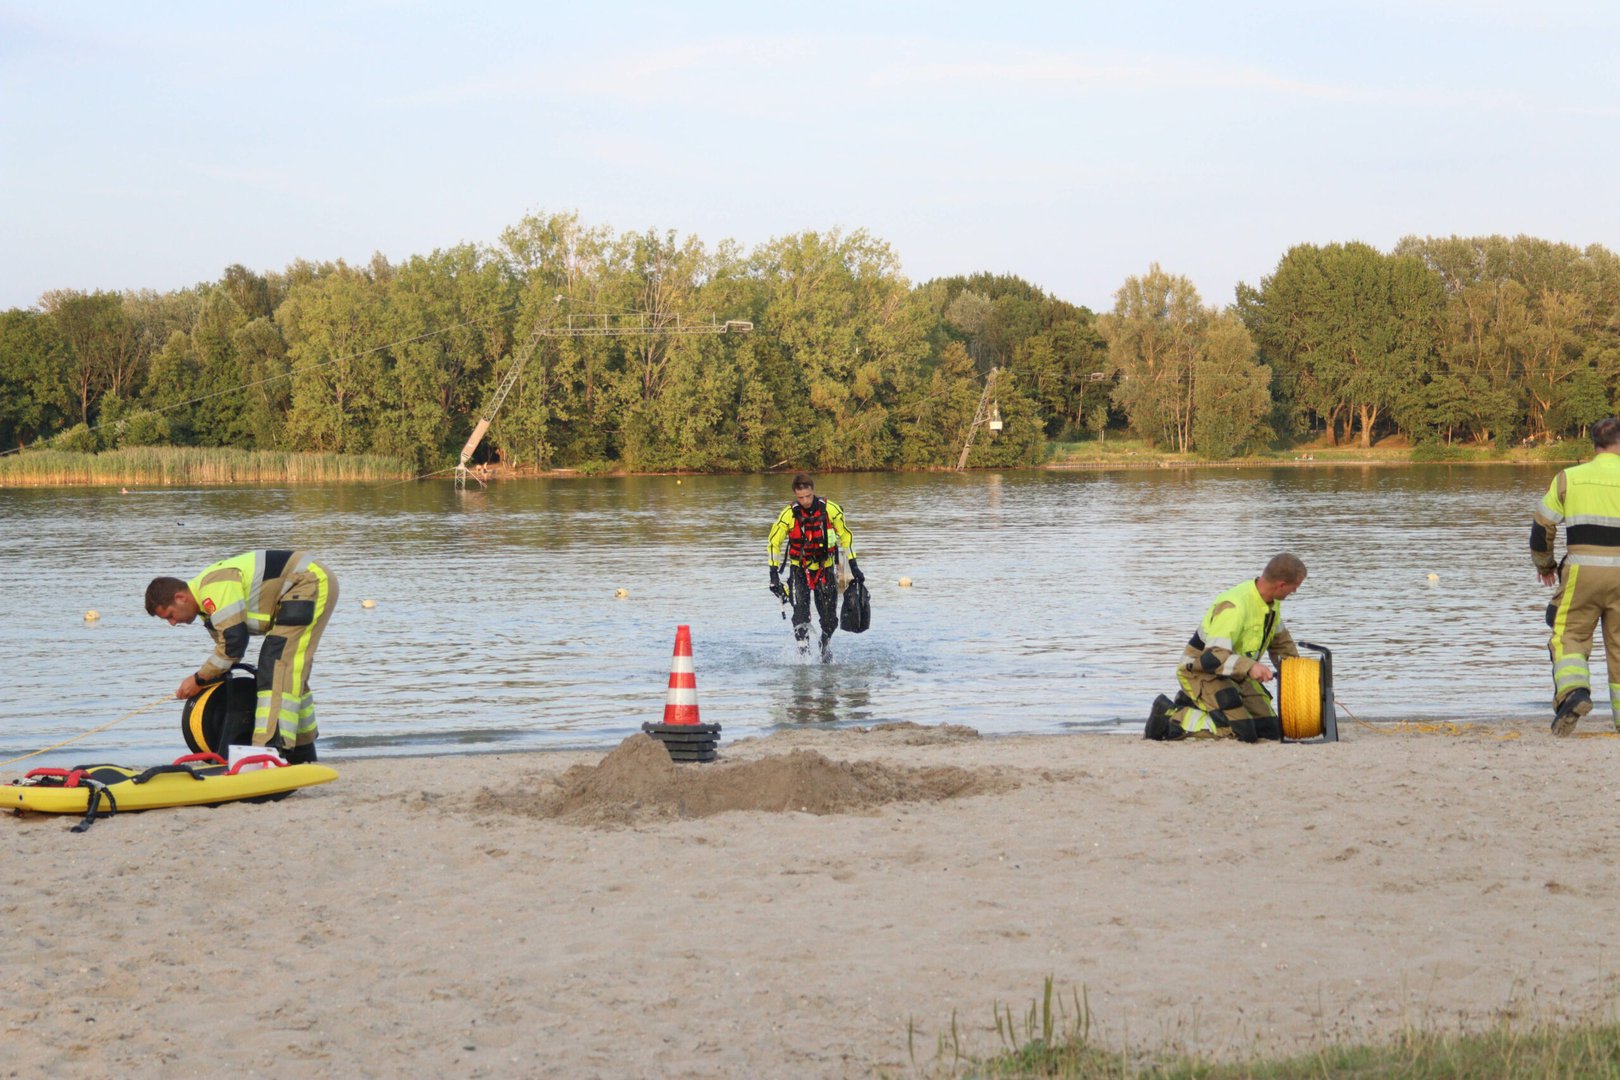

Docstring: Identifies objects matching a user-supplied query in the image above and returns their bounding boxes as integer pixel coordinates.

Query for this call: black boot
[1553,687,1592,737]
[1144,694,1174,740]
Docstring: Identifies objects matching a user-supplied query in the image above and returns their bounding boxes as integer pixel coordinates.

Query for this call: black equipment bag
[180,664,258,756]
[839,580,871,634]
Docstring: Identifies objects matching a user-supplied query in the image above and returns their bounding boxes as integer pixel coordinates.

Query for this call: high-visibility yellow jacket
[1179,578,1297,682]
[1532,451,1620,573]
[767,498,854,571]
[188,550,316,681]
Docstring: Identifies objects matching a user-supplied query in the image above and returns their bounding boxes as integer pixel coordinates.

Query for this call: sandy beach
[4,719,1618,1078]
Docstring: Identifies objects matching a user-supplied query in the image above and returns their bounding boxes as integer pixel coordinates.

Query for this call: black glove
[769,566,786,600]
[847,558,864,584]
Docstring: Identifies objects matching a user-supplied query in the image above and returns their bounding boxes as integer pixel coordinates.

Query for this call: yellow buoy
[898,577,913,588]
[84,610,100,622]
[1426,573,1439,582]
[615,588,629,599]
[1278,657,1324,739]
[361,599,377,609]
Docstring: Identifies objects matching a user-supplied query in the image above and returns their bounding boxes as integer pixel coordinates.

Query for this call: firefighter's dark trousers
[789,564,838,644]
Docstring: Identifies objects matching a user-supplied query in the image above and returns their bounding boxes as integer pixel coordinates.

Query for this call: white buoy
[898,577,913,588]
[615,588,629,599]
[361,599,377,609]
[84,610,100,622]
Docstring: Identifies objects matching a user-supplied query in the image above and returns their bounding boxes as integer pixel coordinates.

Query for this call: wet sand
[3,720,1617,1078]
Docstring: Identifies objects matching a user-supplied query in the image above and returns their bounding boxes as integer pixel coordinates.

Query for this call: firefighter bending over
[145,549,338,763]
[1145,553,1306,742]
[1532,416,1620,736]
[767,473,863,660]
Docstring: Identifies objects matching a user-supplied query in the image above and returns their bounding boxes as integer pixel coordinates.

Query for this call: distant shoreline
[0,443,1579,488]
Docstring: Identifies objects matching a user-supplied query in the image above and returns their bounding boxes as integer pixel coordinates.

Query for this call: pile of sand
[471,732,1014,825]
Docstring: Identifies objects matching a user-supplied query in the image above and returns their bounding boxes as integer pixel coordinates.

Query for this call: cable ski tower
[455,308,753,489]
[956,366,1003,471]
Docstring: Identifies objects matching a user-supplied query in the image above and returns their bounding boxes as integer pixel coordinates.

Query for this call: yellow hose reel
[1278,642,1339,742]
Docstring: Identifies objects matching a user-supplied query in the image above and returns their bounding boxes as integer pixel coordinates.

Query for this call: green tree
[230,317,292,447]
[1238,243,1439,447]
[1010,320,1110,440]
[890,340,983,467]
[1098,265,1203,451]
[492,212,616,468]
[278,263,390,453]
[751,229,929,469]
[1521,288,1592,439]
[372,244,516,468]
[1394,235,1620,443]
[39,289,140,424]
[1191,312,1271,458]
[0,309,71,448]
[137,330,201,445]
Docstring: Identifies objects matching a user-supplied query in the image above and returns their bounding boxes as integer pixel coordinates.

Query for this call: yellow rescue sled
[6,753,337,831]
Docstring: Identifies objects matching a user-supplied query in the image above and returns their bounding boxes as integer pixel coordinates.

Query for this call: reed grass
[1045,437,1573,469]
[905,977,1620,1079]
[0,447,413,486]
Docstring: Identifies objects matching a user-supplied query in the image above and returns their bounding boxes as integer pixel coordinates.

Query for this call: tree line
[2,215,1616,471]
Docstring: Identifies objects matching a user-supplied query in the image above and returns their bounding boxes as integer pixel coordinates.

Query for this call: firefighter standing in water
[768,473,863,659]
[1532,416,1620,736]
[145,549,338,763]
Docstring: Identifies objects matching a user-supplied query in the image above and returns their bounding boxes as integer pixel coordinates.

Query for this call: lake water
[0,466,1565,768]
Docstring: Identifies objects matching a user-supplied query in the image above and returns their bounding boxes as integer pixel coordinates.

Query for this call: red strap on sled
[172,752,226,766]
[23,767,86,788]
[227,755,290,775]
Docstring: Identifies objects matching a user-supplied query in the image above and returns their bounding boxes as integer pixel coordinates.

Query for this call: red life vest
[787,498,832,568]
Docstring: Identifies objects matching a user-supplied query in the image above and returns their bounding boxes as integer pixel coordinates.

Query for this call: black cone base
[642,721,722,764]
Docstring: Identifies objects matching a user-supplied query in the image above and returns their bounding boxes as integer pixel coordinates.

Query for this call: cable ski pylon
[641,624,722,763]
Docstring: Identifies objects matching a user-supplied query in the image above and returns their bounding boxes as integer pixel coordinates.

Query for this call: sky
[2,0,1618,313]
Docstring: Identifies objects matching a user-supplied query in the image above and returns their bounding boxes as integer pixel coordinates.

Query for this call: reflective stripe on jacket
[1533,452,1620,572]
[1179,578,1297,682]
[767,498,854,570]
[188,549,314,681]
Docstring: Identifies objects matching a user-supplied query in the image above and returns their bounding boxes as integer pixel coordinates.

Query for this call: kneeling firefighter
[145,550,338,763]
[1145,553,1306,742]
[767,473,863,660]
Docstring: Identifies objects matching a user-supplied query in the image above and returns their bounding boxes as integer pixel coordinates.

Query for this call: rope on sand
[1345,695,1620,739]
[1343,700,1523,740]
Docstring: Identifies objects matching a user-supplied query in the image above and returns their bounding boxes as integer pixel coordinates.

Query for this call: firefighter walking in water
[768,473,863,660]
[1533,416,1620,736]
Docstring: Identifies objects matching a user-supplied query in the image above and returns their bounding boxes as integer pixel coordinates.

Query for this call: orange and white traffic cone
[641,624,722,763]
[663,624,701,725]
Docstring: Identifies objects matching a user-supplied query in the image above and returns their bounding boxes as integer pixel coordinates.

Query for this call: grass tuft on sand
[908,977,1620,1079]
